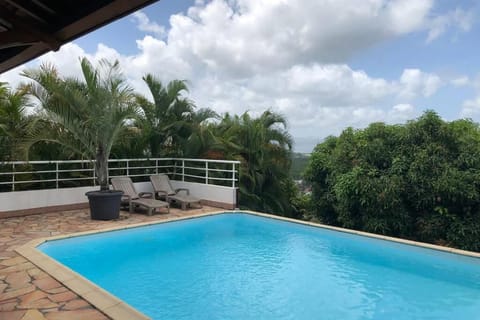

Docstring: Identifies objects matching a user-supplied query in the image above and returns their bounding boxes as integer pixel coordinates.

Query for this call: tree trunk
[95,145,109,191]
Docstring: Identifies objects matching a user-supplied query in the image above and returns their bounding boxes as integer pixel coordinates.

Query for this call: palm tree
[22,58,137,191]
[0,84,32,161]
[217,110,294,214]
[136,75,196,157]
[171,107,219,158]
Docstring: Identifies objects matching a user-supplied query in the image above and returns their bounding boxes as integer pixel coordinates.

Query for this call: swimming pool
[38,212,480,320]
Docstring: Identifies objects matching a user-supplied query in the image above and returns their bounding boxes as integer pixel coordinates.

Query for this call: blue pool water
[39,213,480,320]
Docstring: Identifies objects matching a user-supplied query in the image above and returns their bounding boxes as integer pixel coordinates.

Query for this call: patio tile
[44,309,109,320]
[18,297,58,309]
[0,262,35,273]
[0,310,26,320]
[0,298,17,311]
[43,287,68,295]
[32,278,62,291]
[20,309,47,320]
[5,271,30,289]
[0,251,17,259]
[0,284,35,301]
[48,291,77,303]
[0,256,27,266]
[19,291,47,305]
[62,298,90,310]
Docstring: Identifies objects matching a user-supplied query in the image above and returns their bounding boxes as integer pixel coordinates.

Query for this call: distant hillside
[291,153,310,179]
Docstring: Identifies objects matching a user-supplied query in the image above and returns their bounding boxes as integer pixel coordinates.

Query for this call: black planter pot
[85,190,123,220]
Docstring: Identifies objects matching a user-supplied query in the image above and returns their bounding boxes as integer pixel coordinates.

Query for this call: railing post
[93,162,96,186]
[232,163,236,188]
[126,160,129,177]
[182,160,185,181]
[12,163,15,191]
[156,159,158,174]
[56,162,59,189]
[205,161,209,185]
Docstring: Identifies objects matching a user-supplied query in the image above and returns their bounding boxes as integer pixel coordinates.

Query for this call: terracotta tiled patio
[0,206,218,320]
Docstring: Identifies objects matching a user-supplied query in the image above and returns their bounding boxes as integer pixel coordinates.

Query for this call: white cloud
[398,69,442,99]
[131,11,166,37]
[451,76,470,87]
[458,72,480,119]
[130,36,193,81]
[0,65,26,89]
[387,0,433,34]
[427,8,474,43]
[392,103,414,113]
[165,0,435,77]
[461,97,480,118]
[187,64,391,123]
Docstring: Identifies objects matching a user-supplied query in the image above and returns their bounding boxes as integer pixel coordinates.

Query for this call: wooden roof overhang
[0,0,158,74]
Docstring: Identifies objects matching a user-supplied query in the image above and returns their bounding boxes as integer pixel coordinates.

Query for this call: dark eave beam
[0,9,60,51]
[2,0,51,24]
[0,30,40,49]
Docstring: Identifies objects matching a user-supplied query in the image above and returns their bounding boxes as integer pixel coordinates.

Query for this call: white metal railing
[0,158,240,192]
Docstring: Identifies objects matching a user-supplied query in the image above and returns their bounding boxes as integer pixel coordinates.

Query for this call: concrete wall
[0,181,237,218]
[124,181,236,207]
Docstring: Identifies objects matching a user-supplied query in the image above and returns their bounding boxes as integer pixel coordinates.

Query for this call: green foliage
[135,75,219,158]
[22,58,137,190]
[214,110,297,216]
[1,61,303,218]
[0,84,33,160]
[306,111,480,251]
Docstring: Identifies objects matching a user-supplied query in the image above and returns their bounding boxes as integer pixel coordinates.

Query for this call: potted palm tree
[23,58,137,220]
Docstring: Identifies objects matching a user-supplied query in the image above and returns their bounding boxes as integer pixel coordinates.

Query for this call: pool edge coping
[15,209,480,320]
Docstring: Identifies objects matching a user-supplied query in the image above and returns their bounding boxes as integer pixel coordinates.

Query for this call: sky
[1,0,480,152]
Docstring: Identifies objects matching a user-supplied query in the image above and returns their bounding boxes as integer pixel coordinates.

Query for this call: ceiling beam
[0,30,41,49]
[0,9,61,51]
[31,0,55,15]
[2,0,51,24]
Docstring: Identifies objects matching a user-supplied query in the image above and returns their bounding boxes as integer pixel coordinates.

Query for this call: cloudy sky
[1,0,479,152]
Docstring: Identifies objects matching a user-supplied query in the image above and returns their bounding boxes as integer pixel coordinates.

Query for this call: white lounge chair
[149,174,202,210]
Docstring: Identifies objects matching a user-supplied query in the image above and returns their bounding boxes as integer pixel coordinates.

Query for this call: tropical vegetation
[213,111,297,215]
[0,58,298,216]
[22,58,137,190]
[305,111,480,251]
[0,83,32,161]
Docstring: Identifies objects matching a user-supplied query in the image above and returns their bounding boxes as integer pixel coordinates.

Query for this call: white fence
[0,158,240,191]
[0,158,240,216]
